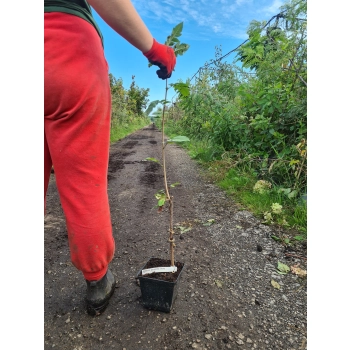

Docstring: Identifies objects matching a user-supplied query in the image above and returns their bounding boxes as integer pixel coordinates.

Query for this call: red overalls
[44,12,115,281]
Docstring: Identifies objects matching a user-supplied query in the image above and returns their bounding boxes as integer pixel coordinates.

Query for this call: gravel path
[44,125,307,350]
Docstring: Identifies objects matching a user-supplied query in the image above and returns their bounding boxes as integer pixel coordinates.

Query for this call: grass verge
[110,117,150,143]
[163,123,307,243]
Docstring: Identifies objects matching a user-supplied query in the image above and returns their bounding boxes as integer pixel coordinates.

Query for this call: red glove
[143,39,176,80]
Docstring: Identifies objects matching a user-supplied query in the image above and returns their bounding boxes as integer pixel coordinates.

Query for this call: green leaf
[158,198,165,207]
[178,226,191,233]
[171,82,190,97]
[144,157,160,163]
[164,22,189,57]
[287,190,297,199]
[271,235,281,241]
[169,37,180,44]
[294,235,306,241]
[167,136,190,143]
[174,43,190,56]
[215,280,223,288]
[155,190,166,200]
[170,182,181,188]
[279,188,291,194]
[203,219,215,226]
[145,100,160,116]
[171,22,183,38]
[271,279,281,290]
[276,261,290,275]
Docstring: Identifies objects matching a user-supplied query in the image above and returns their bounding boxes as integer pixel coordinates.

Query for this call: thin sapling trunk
[161,79,175,266]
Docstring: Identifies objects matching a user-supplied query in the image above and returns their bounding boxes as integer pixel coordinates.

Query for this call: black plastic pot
[137,258,185,313]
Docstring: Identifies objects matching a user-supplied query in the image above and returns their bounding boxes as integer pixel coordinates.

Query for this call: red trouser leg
[44,12,115,281]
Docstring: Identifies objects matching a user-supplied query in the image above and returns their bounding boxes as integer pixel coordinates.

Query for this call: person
[44,0,176,316]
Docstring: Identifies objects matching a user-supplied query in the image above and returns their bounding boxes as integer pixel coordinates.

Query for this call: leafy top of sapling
[148,22,190,67]
[165,22,190,57]
[165,22,190,58]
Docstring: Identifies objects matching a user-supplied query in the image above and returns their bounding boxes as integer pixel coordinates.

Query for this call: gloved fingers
[144,39,176,79]
[166,47,176,72]
[149,60,172,79]
[156,68,172,80]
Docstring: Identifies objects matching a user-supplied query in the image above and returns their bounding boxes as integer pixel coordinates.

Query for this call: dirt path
[44,125,307,350]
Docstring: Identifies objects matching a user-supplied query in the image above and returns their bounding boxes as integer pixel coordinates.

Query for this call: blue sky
[91,0,286,107]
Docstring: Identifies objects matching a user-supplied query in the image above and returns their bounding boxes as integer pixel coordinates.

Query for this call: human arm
[87,0,176,78]
[87,0,153,53]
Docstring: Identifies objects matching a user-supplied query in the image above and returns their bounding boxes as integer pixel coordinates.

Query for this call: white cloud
[260,0,284,16]
[133,0,284,39]
[235,0,253,6]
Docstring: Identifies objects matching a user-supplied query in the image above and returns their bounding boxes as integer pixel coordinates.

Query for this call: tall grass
[110,117,150,143]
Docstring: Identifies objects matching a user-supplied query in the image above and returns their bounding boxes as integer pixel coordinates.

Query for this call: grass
[217,166,306,240]
[163,121,307,241]
[110,117,150,143]
[216,166,306,236]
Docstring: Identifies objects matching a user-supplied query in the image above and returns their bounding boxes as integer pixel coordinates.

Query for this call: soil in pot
[139,257,184,281]
[137,257,185,313]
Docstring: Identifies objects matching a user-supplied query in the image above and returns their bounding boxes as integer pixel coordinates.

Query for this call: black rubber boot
[86,269,116,316]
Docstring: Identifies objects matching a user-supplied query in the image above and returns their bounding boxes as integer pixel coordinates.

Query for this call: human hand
[143,39,176,79]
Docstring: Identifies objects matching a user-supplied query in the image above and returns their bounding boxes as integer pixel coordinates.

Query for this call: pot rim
[136,257,185,282]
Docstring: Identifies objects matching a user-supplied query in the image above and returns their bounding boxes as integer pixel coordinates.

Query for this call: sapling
[145,22,190,268]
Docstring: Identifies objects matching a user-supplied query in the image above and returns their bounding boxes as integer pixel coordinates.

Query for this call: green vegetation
[153,0,307,240]
[163,123,307,241]
[110,117,149,143]
[109,74,150,143]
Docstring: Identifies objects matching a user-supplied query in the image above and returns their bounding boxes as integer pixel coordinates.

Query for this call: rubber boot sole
[86,282,116,316]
